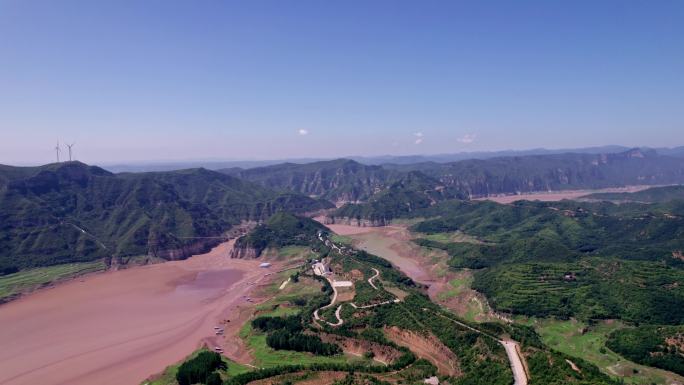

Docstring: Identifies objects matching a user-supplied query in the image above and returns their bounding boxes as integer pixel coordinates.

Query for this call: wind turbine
[66,142,75,161]
[54,141,61,163]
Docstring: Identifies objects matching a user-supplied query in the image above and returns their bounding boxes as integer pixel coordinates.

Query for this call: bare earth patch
[319,333,403,365]
[384,326,461,377]
[474,185,655,204]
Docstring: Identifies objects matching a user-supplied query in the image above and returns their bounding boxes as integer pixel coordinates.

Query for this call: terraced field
[473,258,684,324]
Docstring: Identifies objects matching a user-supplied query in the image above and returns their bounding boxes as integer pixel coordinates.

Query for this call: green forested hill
[222,159,401,203]
[232,212,328,258]
[606,325,684,375]
[583,185,684,203]
[409,199,684,324]
[0,162,332,273]
[412,199,684,265]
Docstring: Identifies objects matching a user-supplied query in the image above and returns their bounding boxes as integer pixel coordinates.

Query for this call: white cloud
[297,129,309,136]
[414,132,423,138]
[415,138,424,145]
[457,133,476,144]
[414,132,424,144]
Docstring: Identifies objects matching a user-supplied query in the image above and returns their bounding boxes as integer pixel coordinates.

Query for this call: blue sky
[1,0,682,164]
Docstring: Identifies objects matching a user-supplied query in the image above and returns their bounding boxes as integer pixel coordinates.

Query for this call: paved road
[501,340,528,385]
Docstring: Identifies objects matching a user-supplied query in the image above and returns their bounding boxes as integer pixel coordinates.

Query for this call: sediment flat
[0,241,264,385]
[474,185,654,204]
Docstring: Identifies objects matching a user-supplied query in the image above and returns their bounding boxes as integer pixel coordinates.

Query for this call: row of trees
[266,330,341,356]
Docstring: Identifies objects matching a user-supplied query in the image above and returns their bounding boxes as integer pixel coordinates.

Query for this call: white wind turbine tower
[66,142,75,161]
[54,141,61,163]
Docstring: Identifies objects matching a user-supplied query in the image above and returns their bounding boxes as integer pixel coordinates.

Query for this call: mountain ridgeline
[0,162,332,274]
[221,159,401,204]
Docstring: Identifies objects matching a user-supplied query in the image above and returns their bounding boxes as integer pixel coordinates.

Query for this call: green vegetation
[583,185,684,203]
[0,260,105,302]
[403,198,684,324]
[472,258,684,324]
[233,213,328,258]
[412,199,684,266]
[0,162,331,274]
[251,313,342,356]
[607,325,684,376]
[176,351,226,385]
[266,330,341,356]
[533,319,684,384]
[437,275,473,301]
[142,349,249,385]
[330,234,353,246]
[333,172,464,224]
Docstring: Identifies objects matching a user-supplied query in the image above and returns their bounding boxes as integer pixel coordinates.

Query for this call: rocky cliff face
[323,216,388,227]
[229,245,260,259]
[150,238,223,261]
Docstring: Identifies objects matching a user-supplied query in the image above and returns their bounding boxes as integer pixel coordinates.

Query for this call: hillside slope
[0,162,332,273]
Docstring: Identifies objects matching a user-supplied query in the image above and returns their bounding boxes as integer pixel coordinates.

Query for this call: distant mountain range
[0,162,331,273]
[219,148,684,204]
[100,145,684,173]
[3,147,684,273]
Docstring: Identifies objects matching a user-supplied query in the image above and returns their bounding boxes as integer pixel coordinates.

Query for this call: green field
[0,260,106,302]
[437,275,473,301]
[531,318,684,385]
[330,234,353,246]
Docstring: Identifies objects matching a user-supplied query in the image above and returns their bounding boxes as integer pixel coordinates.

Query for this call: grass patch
[0,260,106,302]
[277,246,315,260]
[239,322,353,368]
[330,234,353,246]
[532,318,684,385]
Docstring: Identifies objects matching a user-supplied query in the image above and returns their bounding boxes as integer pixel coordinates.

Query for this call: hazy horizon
[2,1,683,164]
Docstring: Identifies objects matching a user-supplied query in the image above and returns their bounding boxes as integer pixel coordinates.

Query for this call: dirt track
[0,241,269,385]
